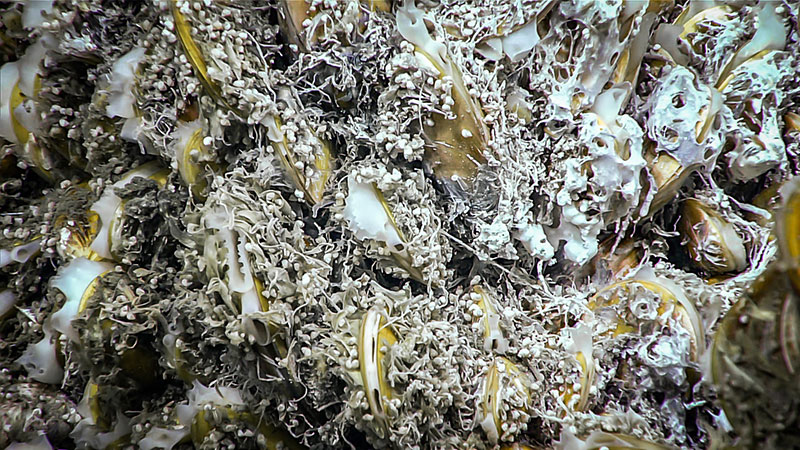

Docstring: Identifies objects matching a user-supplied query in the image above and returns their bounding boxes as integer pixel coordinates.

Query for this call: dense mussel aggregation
[1,0,799,449]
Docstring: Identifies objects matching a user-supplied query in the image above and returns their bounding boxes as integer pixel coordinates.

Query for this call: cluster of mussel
[1,0,800,449]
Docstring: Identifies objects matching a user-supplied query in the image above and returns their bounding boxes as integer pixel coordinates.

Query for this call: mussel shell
[679,198,747,274]
[711,268,800,447]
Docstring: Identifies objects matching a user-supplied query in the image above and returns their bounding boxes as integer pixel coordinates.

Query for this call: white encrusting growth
[515,219,555,261]
[546,86,648,265]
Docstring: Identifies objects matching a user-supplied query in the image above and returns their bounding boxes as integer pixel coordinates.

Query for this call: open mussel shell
[358,308,399,436]
[190,407,303,450]
[582,237,643,283]
[69,269,162,389]
[171,1,243,118]
[343,173,425,282]
[709,175,800,447]
[478,357,531,444]
[278,0,319,51]
[278,0,390,52]
[72,381,134,450]
[471,286,509,353]
[590,272,704,361]
[786,112,800,134]
[679,198,747,275]
[396,1,489,194]
[561,350,594,414]
[265,111,334,206]
[644,144,694,216]
[88,161,169,262]
[172,119,218,199]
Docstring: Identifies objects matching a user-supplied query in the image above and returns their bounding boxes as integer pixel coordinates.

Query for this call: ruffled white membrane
[50,257,114,342]
[343,174,403,248]
[0,239,41,269]
[16,326,63,384]
[477,20,540,62]
[0,62,20,144]
[139,380,245,450]
[0,289,17,319]
[7,433,53,450]
[106,46,146,142]
[0,38,48,144]
[106,47,145,119]
[72,382,134,449]
[89,162,163,260]
[472,288,509,354]
[204,207,268,344]
[22,0,54,29]
[16,240,104,387]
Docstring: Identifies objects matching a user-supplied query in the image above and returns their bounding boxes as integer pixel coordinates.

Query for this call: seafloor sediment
[1,0,800,449]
